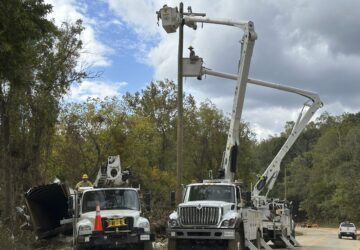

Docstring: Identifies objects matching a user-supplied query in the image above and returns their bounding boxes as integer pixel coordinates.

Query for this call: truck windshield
[82,189,139,213]
[187,185,235,203]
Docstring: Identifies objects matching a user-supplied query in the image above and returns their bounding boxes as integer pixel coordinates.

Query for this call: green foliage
[274,112,360,224]
[49,82,234,211]
[1,0,359,233]
[0,0,87,224]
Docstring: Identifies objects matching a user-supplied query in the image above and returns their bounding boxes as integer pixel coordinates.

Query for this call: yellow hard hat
[82,174,89,179]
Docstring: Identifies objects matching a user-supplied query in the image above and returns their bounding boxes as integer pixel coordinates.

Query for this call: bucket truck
[158,5,267,250]
[158,4,323,249]
[69,155,154,250]
[195,70,322,248]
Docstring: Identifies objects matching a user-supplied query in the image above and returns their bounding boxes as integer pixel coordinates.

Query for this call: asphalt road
[283,227,360,250]
[155,227,360,250]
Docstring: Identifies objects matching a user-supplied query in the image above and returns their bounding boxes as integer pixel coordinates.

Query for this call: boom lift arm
[158,4,322,193]
[250,80,322,197]
[178,16,257,182]
[200,68,323,196]
[157,5,258,182]
[184,58,322,191]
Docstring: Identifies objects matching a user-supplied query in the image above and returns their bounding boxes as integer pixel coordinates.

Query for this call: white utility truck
[167,180,263,250]
[70,155,154,250]
[157,3,322,249]
[157,5,267,250]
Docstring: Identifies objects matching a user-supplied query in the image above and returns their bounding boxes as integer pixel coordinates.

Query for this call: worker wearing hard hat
[75,174,93,191]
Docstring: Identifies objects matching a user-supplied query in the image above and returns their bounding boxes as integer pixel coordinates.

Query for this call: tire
[353,235,357,240]
[168,238,177,250]
[338,234,341,239]
[228,226,245,250]
[273,238,286,248]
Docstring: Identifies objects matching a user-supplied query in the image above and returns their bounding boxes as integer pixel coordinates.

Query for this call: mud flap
[245,239,259,250]
[289,235,301,247]
[280,235,294,248]
[260,238,273,250]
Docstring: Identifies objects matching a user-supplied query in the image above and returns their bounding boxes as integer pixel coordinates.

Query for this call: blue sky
[86,1,158,93]
[46,0,360,139]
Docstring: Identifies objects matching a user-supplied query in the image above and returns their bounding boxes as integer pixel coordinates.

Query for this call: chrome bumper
[167,228,235,240]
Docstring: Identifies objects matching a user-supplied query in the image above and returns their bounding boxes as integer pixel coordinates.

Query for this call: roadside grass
[318,222,339,228]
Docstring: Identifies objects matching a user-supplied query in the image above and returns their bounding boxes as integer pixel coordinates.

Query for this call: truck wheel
[228,227,245,250]
[168,238,177,250]
[353,235,357,240]
[273,237,286,248]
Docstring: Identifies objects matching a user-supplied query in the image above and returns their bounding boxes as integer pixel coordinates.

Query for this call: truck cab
[74,187,153,250]
[167,181,263,250]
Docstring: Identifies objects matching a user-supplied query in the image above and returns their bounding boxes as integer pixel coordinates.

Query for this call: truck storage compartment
[24,182,72,239]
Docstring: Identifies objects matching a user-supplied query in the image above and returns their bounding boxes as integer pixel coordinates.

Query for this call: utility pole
[156,4,205,204]
[176,2,184,204]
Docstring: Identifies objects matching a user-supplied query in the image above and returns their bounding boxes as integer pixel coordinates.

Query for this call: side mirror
[170,191,176,207]
[67,197,74,217]
[144,191,151,212]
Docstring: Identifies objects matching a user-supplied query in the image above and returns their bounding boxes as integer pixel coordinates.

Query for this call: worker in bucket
[75,174,93,191]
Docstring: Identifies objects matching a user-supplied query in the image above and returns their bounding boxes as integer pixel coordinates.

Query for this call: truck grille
[179,206,220,225]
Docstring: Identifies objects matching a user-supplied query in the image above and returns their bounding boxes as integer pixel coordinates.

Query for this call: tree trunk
[1,108,14,222]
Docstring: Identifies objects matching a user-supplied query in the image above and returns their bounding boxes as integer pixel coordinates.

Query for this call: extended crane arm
[178,16,257,183]
[198,69,322,193]
[252,88,322,197]
[245,79,323,196]
[159,4,322,189]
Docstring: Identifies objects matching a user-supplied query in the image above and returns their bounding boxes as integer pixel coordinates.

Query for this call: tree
[0,0,86,223]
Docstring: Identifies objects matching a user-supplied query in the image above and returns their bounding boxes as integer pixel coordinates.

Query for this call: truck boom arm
[201,69,322,195]
[248,79,323,197]
[171,7,322,189]
[180,17,257,182]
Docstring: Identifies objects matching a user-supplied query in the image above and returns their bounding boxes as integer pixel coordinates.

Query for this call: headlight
[221,218,235,228]
[139,221,150,231]
[78,225,92,235]
[168,219,179,228]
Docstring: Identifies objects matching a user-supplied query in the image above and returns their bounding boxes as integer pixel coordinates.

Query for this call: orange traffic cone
[93,201,103,232]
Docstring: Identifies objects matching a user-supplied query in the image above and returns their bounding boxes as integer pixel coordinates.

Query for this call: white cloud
[66,81,128,102]
[46,0,112,67]
[244,106,304,139]
[106,0,166,38]
[104,0,360,138]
